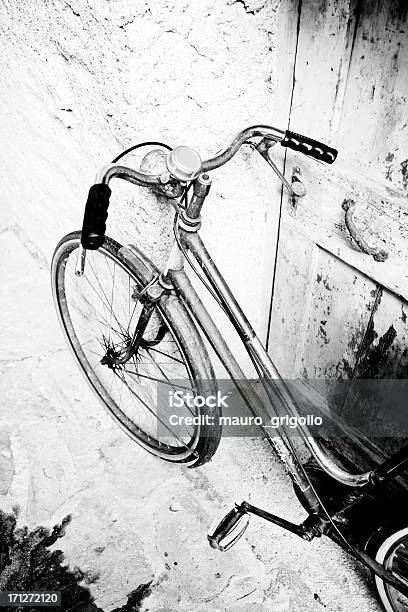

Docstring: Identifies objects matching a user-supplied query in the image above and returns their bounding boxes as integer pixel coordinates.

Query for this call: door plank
[338,1,408,191]
[298,248,378,381]
[341,287,408,456]
[268,224,378,384]
[272,0,302,130]
[281,153,408,301]
[287,0,358,142]
[269,0,408,468]
[267,224,318,377]
[259,0,301,342]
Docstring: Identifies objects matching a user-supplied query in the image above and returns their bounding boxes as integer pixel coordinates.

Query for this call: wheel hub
[100,337,134,368]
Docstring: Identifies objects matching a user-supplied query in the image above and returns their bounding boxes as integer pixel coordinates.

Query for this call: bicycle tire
[366,524,408,611]
[51,231,221,467]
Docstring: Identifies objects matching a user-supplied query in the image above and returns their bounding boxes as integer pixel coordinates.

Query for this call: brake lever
[255,138,306,207]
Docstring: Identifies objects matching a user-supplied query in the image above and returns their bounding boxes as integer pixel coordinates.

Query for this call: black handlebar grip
[81,183,111,250]
[281,130,338,164]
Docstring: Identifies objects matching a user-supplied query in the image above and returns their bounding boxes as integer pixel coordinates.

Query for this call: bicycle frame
[164,220,408,599]
[74,126,408,597]
[163,224,408,494]
[91,138,408,516]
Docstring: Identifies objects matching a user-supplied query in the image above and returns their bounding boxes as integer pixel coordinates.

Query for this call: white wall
[0,0,282,338]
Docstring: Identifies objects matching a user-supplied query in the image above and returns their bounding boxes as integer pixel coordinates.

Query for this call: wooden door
[268,0,408,463]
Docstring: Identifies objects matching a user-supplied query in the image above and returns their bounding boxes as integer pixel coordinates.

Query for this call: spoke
[82,266,111,327]
[114,369,196,446]
[87,255,128,336]
[109,371,114,395]
[109,260,116,332]
[144,347,196,416]
[128,275,131,323]
[145,346,186,379]
[104,252,128,318]
[88,253,121,334]
[66,266,130,340]
[67,287,126,339]
[87,348,104,359]
[137,361,189,366]
[59,246,200,454]
[121,367,194,390]
[103,252,115,283]
[143,346,185,365]
[127,300,139,334]
[118,369,124,409]
[75,273,118,330]
[65,275,107,323]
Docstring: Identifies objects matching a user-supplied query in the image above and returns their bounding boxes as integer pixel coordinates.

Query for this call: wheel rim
[52,238,201,460]
[375,527,408,611]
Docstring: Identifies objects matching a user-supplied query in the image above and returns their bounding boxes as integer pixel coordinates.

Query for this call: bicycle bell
[140,148,184,197]
[166,146,203,181]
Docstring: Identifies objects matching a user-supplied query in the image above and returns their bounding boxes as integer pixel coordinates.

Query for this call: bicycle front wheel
[51,231,221,467]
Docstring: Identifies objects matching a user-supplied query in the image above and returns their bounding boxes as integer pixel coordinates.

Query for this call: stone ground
[0,217,382,611]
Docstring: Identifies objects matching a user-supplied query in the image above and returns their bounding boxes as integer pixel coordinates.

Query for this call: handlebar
[202,124,286,171]
[81,125,338,249]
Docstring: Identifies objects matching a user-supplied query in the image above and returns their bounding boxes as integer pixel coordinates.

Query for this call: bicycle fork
[100,275,167,367]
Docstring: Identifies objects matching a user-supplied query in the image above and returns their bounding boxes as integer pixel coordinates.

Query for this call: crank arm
[209,502,408,600]
[208,500,324,552]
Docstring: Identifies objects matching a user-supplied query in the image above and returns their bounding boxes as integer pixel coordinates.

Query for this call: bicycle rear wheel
[51,231,221,467]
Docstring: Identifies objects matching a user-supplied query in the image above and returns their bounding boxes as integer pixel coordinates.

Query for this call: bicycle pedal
[207,503,250,552]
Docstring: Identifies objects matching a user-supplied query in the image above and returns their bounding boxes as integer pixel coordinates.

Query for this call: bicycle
[51,125,408,611]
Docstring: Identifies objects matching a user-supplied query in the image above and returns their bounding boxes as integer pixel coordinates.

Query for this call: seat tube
[175,230,320,511]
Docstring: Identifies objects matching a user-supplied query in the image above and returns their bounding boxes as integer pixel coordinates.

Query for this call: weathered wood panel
[339,1,408,191]
[270,0,408,464]
[267,224,318,377]
[268,223,377,382]
[280,154,408,301]
[341,286,408,455]
[361,287,408,379]
[287,0,358,142]
[297,249,378,380]
[259,0,301,343]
